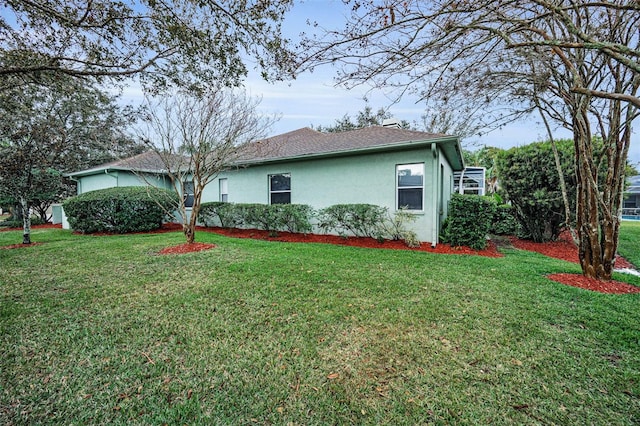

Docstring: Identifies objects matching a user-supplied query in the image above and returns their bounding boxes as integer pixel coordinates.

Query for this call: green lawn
[619,220,640,267]
[1,228,639,425]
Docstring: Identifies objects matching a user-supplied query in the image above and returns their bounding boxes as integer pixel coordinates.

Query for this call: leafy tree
[0,75,140,243]
[296,0,639,280]
[1,0,294,91]
[496,140,577,242]
[313,105,411,132]
[0,168,62,223]
[139,88,276,244]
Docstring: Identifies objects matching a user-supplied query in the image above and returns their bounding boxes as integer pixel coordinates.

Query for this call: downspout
[431,143,438,248]
[68,176,81,194]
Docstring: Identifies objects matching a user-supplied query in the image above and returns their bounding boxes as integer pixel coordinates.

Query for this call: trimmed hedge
[0,216,45,228]
[63,187,179,234]
[316,204,387,238]
[199,202,420,247]
[199,201,243,228]
[198,202,314,236]
[441,194,496,250]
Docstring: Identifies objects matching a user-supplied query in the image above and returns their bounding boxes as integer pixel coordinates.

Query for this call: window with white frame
[396,163,424,210]
[219,178,228,202]
[269,173,291,204]
[183,181,194,208]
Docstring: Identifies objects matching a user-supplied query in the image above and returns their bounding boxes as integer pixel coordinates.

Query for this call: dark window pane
[183,181,194,207]
[271,192,291,205]
[270,174,290,191]
[398,188,423,210]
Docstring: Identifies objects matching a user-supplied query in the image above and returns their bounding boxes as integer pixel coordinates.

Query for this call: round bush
[63,187,179,233]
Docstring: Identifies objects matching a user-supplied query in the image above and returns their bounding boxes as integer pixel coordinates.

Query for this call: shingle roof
[68,125,464,177]
[66,150,189,177]
[238,126,460,165]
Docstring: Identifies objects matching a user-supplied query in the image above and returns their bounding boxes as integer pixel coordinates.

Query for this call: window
[219,178,228,202]
[183,181,194,208]
[269,173,291,204]
[397,163,424,210]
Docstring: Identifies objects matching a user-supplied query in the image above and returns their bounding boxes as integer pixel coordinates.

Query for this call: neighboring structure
[65,123,465,243]
[623,175,640,218]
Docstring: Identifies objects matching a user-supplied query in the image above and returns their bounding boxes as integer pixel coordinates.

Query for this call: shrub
[442,194,496,250]
[240,203,280,235]
[199,203,314,236]
[272,204,314,234]
[317,204,387,238]
[199,202,243,228]
[378,208,421,248]
[496,139,577,242]
[63,187,178,234]
[491,204,518,235]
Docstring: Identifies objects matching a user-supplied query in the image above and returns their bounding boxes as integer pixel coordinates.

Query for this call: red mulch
[547,273,640,295]
[199,226,503,257]
[158,242,216,255]
[0,223,62,232]
[0,242,44,250]
[509,232,639,294]
[509,232,634,269]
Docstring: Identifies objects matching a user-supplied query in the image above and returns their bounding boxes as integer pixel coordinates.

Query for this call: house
[64,121,465,243]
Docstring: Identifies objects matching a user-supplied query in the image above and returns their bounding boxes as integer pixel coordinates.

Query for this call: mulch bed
[509,232,639,295]
[158,242,216,255]
[202,226,503,257]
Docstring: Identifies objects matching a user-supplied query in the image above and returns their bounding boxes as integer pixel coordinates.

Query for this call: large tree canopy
[1,0,294,91]
[296,0,639,280]
[0,74,142,242]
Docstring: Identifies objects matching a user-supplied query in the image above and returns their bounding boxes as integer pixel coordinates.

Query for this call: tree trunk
[20,196,31,245]
[183,223,195,244]
[573,102,621,281]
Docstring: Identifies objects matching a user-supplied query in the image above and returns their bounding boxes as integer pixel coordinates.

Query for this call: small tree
[497,140,577,242]
[140,89,276,243]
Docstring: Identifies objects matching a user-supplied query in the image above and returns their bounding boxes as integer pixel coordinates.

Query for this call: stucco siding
[208,147,442,241]
[76,171,170,194]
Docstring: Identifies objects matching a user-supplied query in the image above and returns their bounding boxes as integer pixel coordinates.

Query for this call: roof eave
[64,166,168,178]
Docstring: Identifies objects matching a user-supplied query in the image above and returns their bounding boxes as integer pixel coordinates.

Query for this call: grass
[619,220,640,268]
[1,228,639,425]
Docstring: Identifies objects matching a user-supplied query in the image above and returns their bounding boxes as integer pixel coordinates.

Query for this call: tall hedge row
[63,187,178,234]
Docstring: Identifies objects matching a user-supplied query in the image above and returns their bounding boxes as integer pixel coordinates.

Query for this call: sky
[122,0,640,166]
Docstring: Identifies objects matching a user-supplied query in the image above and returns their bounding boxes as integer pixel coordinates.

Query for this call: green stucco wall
[75,171,170,194]
[203,146,456,242]
[73,147,458,243]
